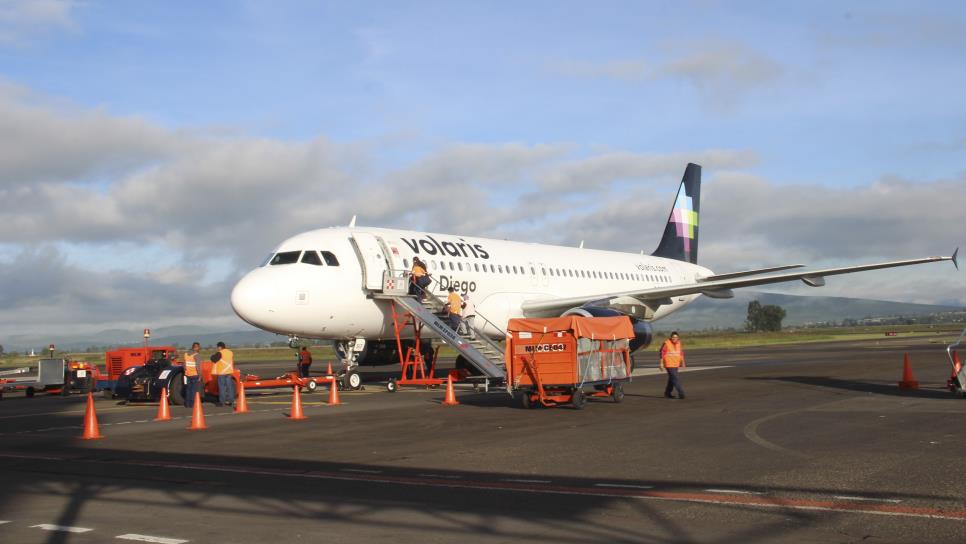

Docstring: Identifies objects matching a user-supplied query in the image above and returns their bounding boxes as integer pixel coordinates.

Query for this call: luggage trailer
[505,316,634,409]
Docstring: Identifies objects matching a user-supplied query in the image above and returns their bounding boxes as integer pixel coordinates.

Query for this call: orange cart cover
[507,316,634,340]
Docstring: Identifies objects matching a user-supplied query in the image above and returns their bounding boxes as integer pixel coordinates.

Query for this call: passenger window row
[402,258,671,284]
[267,250,340,267]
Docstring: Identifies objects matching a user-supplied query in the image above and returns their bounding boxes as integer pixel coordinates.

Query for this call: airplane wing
[520,250,958,316]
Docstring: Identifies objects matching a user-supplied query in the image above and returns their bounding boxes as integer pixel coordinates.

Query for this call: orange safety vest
[661,339,684,368]
[412,264,427,278]
[184,352,199,377]
[213,348,235,375]
[447,292,462,315]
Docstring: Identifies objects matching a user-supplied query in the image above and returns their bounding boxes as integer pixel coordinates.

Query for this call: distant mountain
[655,291,964,332]
[2,325,283,352]
[3,292,962,351]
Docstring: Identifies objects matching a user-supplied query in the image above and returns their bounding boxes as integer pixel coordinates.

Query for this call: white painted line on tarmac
[705,489,763,495]
[135,420,149,423]
[834,496,903,504]
[502,478,552,484]
[116,533,188,544]
[340,468,383,474]
[418,473,463,479]
[115,421,132,425]
[595,483,655,490]
[31,524,93,533]
[631,365,732,377]
[0,520,10,525]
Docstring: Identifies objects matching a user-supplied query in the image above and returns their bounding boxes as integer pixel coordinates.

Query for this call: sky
[0,0,964,340]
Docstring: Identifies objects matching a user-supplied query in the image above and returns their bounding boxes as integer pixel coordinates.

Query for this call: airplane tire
[306,380,318,393]
[344,370,362,390]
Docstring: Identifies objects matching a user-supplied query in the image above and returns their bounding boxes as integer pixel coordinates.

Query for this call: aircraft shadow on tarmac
[745,376,954,399]
[1,403,962,543]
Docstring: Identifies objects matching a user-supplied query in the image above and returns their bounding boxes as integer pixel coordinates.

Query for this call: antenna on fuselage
[348,215,357,228]
[579,240,584,249]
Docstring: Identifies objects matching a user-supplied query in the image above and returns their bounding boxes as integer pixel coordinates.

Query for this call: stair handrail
[395,267,508,344]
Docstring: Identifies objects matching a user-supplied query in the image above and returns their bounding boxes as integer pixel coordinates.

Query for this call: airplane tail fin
[651,163,701,264]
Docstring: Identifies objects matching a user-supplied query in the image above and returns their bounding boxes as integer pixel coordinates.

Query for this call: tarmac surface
[1,336,964,543]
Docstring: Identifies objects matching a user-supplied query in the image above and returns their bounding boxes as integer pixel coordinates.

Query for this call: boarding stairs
[373,272,507,382]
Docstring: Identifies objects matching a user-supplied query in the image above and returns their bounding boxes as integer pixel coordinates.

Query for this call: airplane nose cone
[230,270,276,328]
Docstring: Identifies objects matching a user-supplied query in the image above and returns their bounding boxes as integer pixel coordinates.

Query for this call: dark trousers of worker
[298,364,311,378]
[448,312,461,331]
[664,367,685,398]
[216,374,235,405]
[184,376,201,407]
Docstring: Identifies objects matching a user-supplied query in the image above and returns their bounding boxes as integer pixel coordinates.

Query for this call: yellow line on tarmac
[0,405,153,420]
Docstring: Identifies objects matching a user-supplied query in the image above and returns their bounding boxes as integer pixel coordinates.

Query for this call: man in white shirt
[460,294,477,339]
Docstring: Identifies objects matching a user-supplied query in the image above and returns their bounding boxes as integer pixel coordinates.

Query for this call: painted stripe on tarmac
[31,524,93,533]
[501,478,552,484]
[631,365,731,378]
[0,520,10,525]
[706,489,764,495]
[834,496,903,504]
[116,533,188,544]
[595,483,655,490]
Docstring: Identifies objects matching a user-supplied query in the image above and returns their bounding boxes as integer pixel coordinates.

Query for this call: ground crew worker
[183,342,202,408]
[446,287,462,331]
[460,293,477,338]
[410,257,430,299]
[212,341,236,406]
[297,346,313,378]
[660,331,686,399]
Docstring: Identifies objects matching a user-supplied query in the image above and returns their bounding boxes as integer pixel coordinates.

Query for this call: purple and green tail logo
[671,185,698,260]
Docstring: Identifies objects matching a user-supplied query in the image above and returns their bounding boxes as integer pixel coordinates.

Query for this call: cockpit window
[320,251,340,266]
[301,251,323,266]
[270,251,301,265]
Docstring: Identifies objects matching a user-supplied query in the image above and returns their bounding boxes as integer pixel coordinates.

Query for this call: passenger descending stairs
[376,291,507,381]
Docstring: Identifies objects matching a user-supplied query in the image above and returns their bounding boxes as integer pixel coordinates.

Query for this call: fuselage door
[351,232,392,291]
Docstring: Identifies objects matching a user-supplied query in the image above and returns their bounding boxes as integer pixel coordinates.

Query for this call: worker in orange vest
[659,331,686,399]
[183,342,202,408]
[297,346,313,378]
[446,287,463,331]
[410,257,430,299]
[211,341,236,406]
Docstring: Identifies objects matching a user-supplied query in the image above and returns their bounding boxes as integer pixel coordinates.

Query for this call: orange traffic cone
[187,392,207,430]
[155,387,171,421]
[80,392,103,440]
[234,384,249,414]
[898,353,919,390]
[949,351,962,389]
[327,377,341,406]
[326,362,333,376]
[442,374,459,406]
[288,385,307,420]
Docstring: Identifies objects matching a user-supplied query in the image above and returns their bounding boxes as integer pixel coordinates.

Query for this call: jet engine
[561,306,653,351]
[335,339,434,366]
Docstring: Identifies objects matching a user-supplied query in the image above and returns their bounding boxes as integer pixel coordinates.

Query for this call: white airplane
[230,164,958,385]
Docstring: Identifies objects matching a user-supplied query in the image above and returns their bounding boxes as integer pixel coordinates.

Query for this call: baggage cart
[506,316,633,409]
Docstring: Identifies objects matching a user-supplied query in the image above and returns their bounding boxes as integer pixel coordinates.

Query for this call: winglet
[348,215,357,228]
[953,247,959,270]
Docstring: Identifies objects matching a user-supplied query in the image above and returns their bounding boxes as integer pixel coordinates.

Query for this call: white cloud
[0,0,77,44]
[547,41,783,112]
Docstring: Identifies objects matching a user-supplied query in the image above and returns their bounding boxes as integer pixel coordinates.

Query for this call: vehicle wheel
[520,391,533,409]
[611,382,625,403]
[26,387,35,398]
[61,384,71,396]
[167,378,185,405]
[102,389,114,399]
[306,380,318,393]
[386,379,397,393]
[571,388,585,410]
[345,370,362,390]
